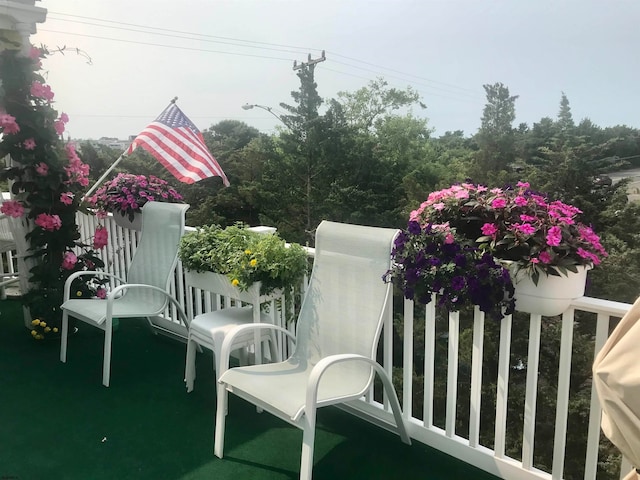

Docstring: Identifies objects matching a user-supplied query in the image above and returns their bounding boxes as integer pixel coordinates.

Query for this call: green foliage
[0,48,105,334]
[178,224,309,296]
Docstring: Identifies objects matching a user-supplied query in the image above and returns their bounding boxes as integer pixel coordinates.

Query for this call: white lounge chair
[214,220,411,480]
[60,202,190,387]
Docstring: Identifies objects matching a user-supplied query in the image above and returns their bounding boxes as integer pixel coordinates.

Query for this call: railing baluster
[584,312,610,480]
[522,313,542,470]
[446,311,460,438]
[423,296,436,428]
[403,298,414,418]
[552,309,575,480]
[495,313,513,459]
[469,307,485,448]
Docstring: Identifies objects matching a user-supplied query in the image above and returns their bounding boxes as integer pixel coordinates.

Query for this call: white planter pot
[112,211,142,231]
[184,270,263,304]
[509,264,590,317]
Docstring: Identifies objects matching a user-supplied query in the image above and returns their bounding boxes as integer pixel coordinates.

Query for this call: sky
[28,0,640,141]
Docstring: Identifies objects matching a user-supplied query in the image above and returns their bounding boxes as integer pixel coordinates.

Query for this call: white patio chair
[214,220,411,480]
[60,202,190,387]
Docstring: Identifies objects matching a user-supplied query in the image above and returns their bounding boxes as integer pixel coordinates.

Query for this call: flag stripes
[126,102,229,186]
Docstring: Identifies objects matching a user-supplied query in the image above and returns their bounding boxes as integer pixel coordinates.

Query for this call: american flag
[126,102,229,186]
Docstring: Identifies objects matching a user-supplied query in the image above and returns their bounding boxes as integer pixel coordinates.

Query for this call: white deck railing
[77,212,630,480]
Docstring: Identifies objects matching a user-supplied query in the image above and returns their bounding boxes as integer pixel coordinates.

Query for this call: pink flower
[444,233,455,244]
[96,288,107,299]
[432,202,445,211]
[481,223,498,236]
[35,213,62,232]
[54,120,65,135]
[513,223,536,235]
[23,138,36,150]
[517,181,530,190]
[520,214,536,222]
[491,197,507,209]
[0,113,20,134]
[546,226,562,247]
[28,46,41,60]
[514,196,528,206]
[539,251,553,264]
[61,251,77,270]
[93,226,108,250]
[0,200,24,218]
[30,81,54,101]
[59,112,69,123]
[96,210,107,220]
[60,192,73,205]
[35,163,48,176]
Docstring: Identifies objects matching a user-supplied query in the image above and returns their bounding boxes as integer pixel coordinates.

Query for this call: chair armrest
[63,271,125,301]
[218,323,295,377]
[306,354,382,413]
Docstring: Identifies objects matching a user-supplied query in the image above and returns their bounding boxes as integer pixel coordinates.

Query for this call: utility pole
[293,50,326,71]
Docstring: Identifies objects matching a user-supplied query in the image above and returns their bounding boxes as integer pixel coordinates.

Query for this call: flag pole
[83,151,128,200]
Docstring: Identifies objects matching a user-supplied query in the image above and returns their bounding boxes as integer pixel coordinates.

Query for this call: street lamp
[241,103,289,128]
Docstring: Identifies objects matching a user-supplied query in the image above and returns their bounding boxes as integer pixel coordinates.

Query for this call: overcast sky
[30,0,640,141]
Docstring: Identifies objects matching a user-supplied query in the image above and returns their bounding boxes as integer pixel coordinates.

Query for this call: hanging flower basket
[112,211,142,232]
[507,263,590,316]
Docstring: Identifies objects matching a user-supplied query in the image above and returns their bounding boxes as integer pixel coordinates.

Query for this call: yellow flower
[231,279,239,287]
[250,259,257,267]
[76,291,83,297]
[44,327,51,333]
[244,249,252,255]
[53,327,59,333]
[31,329,37,336]
[36,334,43,340]
[31,319,40,326]
[39,321,47,328]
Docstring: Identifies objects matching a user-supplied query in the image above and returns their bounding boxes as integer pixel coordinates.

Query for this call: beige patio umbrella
[593,296,640,480]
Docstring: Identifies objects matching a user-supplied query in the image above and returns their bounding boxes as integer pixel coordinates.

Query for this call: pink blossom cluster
[64,143,90,187]
[87,173,183,217]
[0,200,25,218]
[93,226,108,250]
[30,81,54,102]
[61,252,77,270]
[0,112,20,135]
[35,213,62,232]
[413,181,608,273]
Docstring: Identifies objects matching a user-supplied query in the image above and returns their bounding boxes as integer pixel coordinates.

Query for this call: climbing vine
[0,44,105,337]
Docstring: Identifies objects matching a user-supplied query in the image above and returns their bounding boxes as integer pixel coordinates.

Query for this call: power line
[43,11,482,103]
[38,29,295,62]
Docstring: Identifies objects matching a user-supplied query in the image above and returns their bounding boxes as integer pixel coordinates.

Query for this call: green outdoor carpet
[0,299,501,480]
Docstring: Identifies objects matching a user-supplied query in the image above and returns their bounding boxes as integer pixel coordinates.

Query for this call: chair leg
[213,384,228,458]
[60,311,69,363]
[185,337,196,392]
[102,321,113,387]
[299,410,317,480]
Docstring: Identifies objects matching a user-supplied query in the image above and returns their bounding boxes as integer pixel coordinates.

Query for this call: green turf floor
[0,299,502,480]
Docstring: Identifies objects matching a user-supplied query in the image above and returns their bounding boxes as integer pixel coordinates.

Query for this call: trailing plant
[87,172,183,221]
[0,46,106,337]
[410,181,608,284]
[383,220,515,320]
[179,223,309,296]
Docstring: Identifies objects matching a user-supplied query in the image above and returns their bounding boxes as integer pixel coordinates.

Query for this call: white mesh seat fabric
[184,306,279,392]
[214,220,411,480]
[60,202,190,387]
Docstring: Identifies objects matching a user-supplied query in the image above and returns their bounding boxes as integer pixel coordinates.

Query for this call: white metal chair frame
[60,202,190,387]
[213,220,411,480]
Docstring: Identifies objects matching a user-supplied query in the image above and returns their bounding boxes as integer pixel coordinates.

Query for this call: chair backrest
[292,221,399,366]
[125,202,189,309]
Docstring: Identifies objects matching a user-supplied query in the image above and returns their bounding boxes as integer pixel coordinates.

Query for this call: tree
[471,82,518,182]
